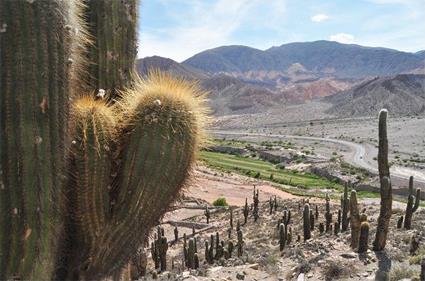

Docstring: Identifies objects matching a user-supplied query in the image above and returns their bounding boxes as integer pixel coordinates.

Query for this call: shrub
[213,197,228,207]
[390,263,419,281]
[254,172,261,178]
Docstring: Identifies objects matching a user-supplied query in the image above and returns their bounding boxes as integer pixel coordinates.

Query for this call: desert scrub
[390,263,419,281]
[213,197,228,207]
[321,260,352,281]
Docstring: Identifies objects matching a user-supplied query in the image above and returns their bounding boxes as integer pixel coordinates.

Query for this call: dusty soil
[187,166,299,207]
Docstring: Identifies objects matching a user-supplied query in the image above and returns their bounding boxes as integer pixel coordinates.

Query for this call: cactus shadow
[374,250,392,281]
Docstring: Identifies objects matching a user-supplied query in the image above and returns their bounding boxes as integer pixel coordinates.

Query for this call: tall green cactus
[84,0,138,99]
[373,109,392,251]
[0,1,85,280]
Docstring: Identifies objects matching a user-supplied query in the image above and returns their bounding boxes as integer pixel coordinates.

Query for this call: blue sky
[138,0,425,62]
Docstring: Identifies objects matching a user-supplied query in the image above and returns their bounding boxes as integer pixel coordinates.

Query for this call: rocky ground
[132,168,425,281]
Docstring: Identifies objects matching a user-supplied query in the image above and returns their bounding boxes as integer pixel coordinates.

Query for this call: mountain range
[137,40,425,118]
[183,41,425,79]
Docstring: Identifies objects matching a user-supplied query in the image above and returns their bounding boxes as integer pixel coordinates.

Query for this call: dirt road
[212,130,425,185]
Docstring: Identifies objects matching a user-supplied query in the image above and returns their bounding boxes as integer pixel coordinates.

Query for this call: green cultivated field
[200,151,342,190]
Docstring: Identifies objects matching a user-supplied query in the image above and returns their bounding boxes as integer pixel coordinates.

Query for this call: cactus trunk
[350,190,361,250]
[373,109,392,251]
[0,1,83,279]
[84,0,138,99]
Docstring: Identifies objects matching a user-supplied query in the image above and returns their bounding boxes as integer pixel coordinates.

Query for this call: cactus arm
[412,188,421,212]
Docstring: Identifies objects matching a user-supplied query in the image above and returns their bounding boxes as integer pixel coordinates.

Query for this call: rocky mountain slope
[325,74,425,116]
[183,41,424,79]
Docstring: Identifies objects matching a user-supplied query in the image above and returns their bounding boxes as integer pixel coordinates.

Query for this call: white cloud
[329,33,355,44]
[311,14,329,22]
[138,0,287,61]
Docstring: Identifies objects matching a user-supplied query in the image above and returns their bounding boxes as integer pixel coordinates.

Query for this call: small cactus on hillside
[341,183,350,231]
[350,190,361,250]
[358,221,370,253]
[205,206,211,224]
[404,176,421,230]
[303,204,311,241]
[243,198,249,224]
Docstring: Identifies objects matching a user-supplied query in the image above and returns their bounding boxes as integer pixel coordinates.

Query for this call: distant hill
[183,41,424,79]
[136,56,285,115]
[136,56,209,80]
[325,74,425,116]
[416,50,425,60]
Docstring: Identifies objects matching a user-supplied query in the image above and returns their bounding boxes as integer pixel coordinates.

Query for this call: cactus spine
[373,109,392,251]
[303,204,311,241]
[350,190,361,249]
[0,1,85,280]
[404,176,420,230]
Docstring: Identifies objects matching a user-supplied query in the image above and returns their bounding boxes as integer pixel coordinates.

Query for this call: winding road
[211,130,425,185]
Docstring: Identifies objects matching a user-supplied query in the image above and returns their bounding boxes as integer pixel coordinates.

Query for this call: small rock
[297,273,305,281]
[340,252,357,259]
[236,272,245,280]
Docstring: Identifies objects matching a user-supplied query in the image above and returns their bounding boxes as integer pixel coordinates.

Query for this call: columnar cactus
[279,223,286,251]
[174,227,179,242]
[373,109,392,251]
[186,238,196,269]
[228,241,234,258]
[0,1,85,280]
[341,183,350,231]
[303,204,311,241]
[315,205,319,219]
[310,210,315,231]
[237,230,244,257]
[358,221,370,253]
[205,206,211,224]
[230,208,233,229]
[253,189,259,222]
[243,198,249,224]
[325,194,332,232]
[404,176,421,230]
[205,241,213,264]
[397,216,404,229]
[350,190,361,250]
[269,197,274,215]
